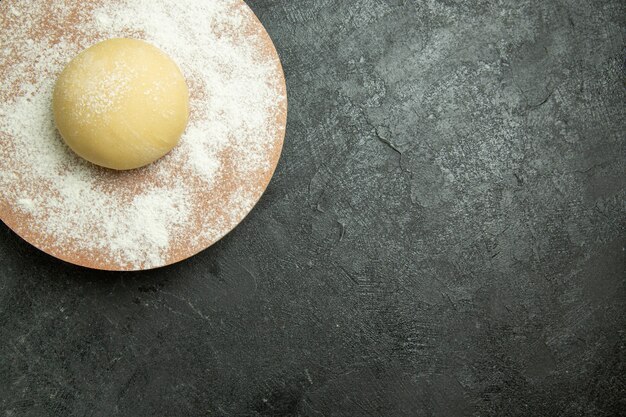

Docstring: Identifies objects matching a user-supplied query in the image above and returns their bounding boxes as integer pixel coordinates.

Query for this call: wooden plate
[0,0,287,270]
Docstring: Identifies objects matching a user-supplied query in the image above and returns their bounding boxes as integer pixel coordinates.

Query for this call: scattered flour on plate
[0,0,286,269]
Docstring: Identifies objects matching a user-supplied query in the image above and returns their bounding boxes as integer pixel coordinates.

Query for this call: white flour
[0,0,285,269]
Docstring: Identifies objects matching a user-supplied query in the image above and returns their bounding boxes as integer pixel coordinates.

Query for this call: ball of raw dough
[53,38,189,170]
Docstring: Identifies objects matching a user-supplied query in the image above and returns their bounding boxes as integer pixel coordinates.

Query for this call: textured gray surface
[1,0,625,416]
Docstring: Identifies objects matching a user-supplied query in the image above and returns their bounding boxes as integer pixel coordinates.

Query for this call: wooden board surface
[0,0,287,271]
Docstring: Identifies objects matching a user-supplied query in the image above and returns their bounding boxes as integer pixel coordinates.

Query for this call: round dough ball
[53,38,189,170]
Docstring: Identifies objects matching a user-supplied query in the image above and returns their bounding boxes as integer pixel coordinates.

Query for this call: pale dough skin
[53,38,189,170]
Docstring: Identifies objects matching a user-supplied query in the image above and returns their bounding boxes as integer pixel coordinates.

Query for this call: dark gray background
[1,0,625,416]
